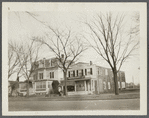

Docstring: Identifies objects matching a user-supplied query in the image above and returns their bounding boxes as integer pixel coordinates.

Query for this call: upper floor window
[68,71,70,77]
[49,59,54,67]
[85,69,87,75]
[70,71,73,77]
[90,68,92,75]
[78,69,83,76]
[50,72,54,78]
[105,69,108,75]
[33,74,37,80]
[76,70,78,76]
[73,70,75,77]
[87,68,92,75]
[39,73,43,79]
[98,68,102,75]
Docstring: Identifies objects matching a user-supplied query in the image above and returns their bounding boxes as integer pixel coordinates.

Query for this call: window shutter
[82,69,84,76]
[50,72,51,78]
[85,69,87,75]
[90,68,92,75]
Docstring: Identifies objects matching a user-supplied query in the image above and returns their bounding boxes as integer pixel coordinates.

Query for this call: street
[9,99,140,111]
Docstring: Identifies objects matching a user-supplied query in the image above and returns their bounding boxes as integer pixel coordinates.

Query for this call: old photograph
[2,2,147,115]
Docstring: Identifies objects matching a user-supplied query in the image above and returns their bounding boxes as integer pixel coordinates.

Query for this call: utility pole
[132,76,135,88]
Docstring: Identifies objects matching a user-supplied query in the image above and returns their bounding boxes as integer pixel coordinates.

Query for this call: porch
[60,77,96,95]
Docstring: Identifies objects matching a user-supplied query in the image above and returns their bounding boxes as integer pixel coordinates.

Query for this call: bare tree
[15,39,41,97]
[8,41,24,79]
[130,12,140,35]
[84,12,139,95]
[24,12,87,96]
[34,27,87,96]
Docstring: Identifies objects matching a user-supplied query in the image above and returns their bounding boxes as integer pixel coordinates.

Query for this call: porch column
[75,83,76,92]
[35,82,36,93]
[90,80,92,91]
[46,81,48,89]
[44,69,47,79]
[84,81,87,91]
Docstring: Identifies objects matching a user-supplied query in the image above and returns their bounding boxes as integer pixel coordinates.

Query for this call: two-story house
[59,61,126,95]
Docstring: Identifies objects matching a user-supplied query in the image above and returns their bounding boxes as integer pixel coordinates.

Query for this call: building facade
[18,58,126,96]
[19,58,64,96]
[60,62,126,95]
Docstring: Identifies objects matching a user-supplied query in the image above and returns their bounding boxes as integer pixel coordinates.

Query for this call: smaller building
[19,80,34,96]
[8,81,19,97]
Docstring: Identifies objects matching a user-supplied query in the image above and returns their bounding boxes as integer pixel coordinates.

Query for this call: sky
[8,10,140,84]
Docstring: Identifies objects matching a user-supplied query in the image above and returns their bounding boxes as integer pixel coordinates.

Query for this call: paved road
[9,99,140,111]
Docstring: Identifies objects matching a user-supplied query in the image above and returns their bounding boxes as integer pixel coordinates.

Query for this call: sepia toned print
[2,2,147,115]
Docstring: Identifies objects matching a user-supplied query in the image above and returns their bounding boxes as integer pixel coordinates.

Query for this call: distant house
[8,81,19,97]
[19,80,34,96]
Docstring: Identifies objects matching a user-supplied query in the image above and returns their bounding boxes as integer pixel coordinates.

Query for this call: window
[82,69,84,76]
[70,71,74,77]
[50,72,54,78]
[85,69,87,75]
[76,70,78,76]
[73,70,75,77]
[36,82,46,89]
[39,73,43,79]
[98,68,102,75]
[87,68,92,75]
[103,82,106,90]
[33,74,37,80]
[68,71,70,77]
[105,69,108,75]
[90,68,92,75]
[78,69,83,76]
[67,86,75,92]
[108,82,110,89]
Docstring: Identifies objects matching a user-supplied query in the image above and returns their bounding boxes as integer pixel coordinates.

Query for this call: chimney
[43,58,46,68]
[90,61,92,65]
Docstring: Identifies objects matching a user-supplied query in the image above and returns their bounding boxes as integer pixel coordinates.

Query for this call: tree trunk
[26,79,29,97]
[113,70,119,95]
[64,71,68,96]
[10,87,13,96]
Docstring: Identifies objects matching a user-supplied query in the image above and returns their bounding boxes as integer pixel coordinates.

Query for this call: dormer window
[49,59,54,67]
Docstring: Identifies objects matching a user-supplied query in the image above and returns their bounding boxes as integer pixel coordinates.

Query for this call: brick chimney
[90,61,92,65]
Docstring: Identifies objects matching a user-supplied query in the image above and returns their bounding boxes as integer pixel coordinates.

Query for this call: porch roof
[59,77,91,86]
[67,77,91,81]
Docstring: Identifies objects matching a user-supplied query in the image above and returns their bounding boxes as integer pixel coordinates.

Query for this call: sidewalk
[9,92,140,101]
